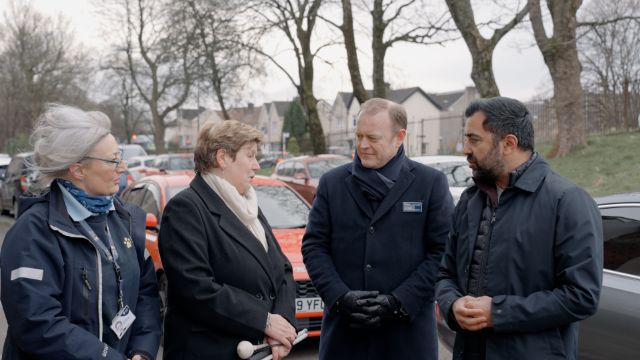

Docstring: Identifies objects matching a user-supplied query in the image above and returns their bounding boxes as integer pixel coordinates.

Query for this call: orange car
[120,174,323,337]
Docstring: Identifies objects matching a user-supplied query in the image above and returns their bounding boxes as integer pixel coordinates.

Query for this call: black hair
[464,96,534,152]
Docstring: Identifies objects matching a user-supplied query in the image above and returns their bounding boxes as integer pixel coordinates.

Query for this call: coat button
[368,226,375,234]
[256,293,264,300]
[269,293,276,300]
[365,264,373,271]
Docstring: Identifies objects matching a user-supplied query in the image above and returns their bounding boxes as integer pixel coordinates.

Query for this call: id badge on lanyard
[79,220,136,339]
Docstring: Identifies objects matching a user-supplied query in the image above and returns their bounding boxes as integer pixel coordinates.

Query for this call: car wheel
[158,273,168,334]
[0,196,8,216]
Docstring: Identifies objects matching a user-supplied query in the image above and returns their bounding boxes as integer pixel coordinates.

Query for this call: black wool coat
[159,174,296,359]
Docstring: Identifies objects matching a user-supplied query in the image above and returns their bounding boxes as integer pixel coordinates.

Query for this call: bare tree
[370,0,451,98]
[185,0,263,120]
[99,0,196,154]
[249,0,327,154]
[579,0,640,131]
[0,0,90,152]
[446,0,529,97]
[529,0,585,157]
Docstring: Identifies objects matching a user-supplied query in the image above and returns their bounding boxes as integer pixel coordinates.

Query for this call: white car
[127,155,158,181]
[411,155,473,204]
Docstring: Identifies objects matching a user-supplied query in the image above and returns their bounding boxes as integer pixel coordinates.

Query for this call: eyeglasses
[82,155,125,168]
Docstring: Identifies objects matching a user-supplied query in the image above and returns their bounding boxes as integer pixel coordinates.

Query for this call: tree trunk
[445,0,528,98]
[341,0,368,103]
[151,103,166,154]
[471,49,500,97]
[530,0,585,157]
[371,0,387,98]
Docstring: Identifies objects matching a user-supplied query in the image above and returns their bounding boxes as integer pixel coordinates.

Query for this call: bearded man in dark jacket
[436,97,603,360]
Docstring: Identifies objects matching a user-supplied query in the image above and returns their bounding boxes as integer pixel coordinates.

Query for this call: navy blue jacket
[1,183,161,360]
[436,156,603,360]
[302,157,454,360]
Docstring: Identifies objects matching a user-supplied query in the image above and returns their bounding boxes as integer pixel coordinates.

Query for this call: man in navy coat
[302,98,454,359]
[436,97,602,360]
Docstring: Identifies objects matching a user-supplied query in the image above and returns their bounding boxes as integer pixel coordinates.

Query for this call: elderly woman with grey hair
[0,104,161,360]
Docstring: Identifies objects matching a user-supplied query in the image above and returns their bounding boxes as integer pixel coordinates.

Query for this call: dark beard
[469,144,506,184]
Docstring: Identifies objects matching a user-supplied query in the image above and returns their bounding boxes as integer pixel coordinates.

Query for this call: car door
[578,203,640,360]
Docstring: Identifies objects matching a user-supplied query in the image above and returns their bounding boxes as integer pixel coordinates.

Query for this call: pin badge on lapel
[402,201,423,213]
[123,237,133,249]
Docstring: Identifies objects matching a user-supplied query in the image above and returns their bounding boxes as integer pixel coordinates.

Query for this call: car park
[0,152,37,217]
[120,174,323,336]
[411,155,473,203]
[146,153,195,176]
[435,192,640,359]
[272,155,351,203]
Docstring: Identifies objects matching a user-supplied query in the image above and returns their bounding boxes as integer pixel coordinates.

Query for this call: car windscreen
[254,185,309,229]
[168,156,195,170]
[307,158,351,178]
[430,162,474,187]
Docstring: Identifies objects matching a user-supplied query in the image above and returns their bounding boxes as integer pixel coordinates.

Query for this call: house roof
[221,105,261,127]
[338,87,442,110]
[429,90,466,110]
[272,101,292,117]
[177,107,206,121]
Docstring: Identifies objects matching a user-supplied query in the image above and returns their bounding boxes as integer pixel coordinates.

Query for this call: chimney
[248,102,254,110]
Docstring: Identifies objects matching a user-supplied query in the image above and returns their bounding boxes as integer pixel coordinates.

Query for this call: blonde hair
[194,120,263,173]
[357,98,407,131]
[31,104,112,184]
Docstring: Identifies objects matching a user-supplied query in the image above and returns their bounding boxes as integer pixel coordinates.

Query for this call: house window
[421,142,429,155]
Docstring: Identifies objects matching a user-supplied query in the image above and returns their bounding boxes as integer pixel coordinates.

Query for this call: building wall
[403,92,441,156]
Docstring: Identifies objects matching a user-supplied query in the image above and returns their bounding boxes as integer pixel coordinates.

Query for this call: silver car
[435,192,640,359]
[411,155,473,204]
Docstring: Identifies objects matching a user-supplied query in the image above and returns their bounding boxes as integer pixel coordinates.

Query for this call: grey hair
[31,104,112,185]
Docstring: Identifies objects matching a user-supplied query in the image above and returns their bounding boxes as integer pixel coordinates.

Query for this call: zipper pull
[491,210,496,224]
[81,268,93,291]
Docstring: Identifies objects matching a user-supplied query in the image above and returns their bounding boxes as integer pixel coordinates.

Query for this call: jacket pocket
[79,266,94,320]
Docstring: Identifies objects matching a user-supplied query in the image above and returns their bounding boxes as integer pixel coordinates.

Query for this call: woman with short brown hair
[160,120,297,359]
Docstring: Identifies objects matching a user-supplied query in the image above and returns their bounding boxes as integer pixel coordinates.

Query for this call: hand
[129,355,144,360]
[335,290,381,328]
[369,294,407,321]
[452,295,490,331]
[264,313,296,349]
[267,336,291,360]
[466,296,493,327]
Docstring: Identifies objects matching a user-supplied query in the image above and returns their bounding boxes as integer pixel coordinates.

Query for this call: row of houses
[165,86,479,156]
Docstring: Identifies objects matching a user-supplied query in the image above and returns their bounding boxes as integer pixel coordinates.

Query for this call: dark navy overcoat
[302,157,454,359]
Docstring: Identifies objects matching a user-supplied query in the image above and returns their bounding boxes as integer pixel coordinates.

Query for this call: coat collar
[509,155,549,193]
[42,181,131,238]
[345,157,416,223]
[190,174,279,289]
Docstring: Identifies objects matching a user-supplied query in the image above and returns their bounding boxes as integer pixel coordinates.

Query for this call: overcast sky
[1,0,555,107]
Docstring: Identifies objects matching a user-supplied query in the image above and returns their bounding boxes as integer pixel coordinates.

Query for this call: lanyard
[78,220,125,310]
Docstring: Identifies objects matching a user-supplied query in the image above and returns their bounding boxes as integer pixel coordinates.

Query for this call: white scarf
[201,172,268,252]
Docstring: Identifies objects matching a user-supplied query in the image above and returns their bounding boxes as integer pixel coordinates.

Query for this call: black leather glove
[335,290,381,328]
[370,294,409,321]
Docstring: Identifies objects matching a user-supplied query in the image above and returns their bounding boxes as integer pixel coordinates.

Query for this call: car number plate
[295,297,324,313]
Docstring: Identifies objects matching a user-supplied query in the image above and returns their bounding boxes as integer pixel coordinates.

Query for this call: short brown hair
[194,120,264,173]
[357,98,407,131]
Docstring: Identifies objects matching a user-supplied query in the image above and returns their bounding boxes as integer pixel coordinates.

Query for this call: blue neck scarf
[58,179,114,215]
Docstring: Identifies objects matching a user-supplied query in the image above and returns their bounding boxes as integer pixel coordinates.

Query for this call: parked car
[120,174,323,337]
[272,155,351,203]
[145,153,195,176]
[411,155,473,203]
[258,151,292,169]
[126,155,158,181]
[0,152,37,217]
[0,155,11,181]
[121,143,148,159]
[435,192,640,359]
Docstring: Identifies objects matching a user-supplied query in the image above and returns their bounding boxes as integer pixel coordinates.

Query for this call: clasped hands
[336,290,406,328]
[263,313,297,360]
[452,295,493,331]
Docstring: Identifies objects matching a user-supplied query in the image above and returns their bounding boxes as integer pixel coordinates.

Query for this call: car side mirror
[146,213,158,229]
